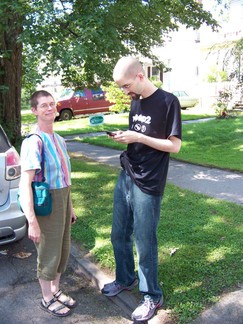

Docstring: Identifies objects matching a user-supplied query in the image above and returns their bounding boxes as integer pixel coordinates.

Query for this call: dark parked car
[0,125,26,245]
[56,88,114,120]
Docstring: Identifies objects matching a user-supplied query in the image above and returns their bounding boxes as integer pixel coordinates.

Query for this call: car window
[173,91,187,97]
[91,88,105,100]
[0,126,11,153]
[74,90,86,97]
[59,88,74,99]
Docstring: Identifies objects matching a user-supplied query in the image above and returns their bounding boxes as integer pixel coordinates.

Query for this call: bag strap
[27,133,45,182]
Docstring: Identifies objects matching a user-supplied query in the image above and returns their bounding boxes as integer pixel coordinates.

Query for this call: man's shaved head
[113,56,144,81]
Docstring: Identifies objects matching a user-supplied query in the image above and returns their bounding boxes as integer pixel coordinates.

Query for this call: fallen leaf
[170,248,179,256]
[13,252,32,259]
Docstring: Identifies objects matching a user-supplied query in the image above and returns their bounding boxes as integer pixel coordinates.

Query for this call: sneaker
[101,278,138,297]
[131,295,163,321]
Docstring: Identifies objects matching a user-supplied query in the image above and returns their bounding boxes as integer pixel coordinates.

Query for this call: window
[74,90,85,97]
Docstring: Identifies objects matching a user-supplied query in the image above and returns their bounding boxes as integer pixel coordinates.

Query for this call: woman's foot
[54,289,77,308]
[41,297,71,317]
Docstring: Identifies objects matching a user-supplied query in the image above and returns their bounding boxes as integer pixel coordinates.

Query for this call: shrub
[213,89,232,118]
[103,82,131,113]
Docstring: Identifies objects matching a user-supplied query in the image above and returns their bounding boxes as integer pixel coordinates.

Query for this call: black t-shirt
[120,88,182,196]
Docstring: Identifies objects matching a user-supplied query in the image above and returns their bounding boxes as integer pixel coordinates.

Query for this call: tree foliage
[231,38,243,82]
[22,0,219,87]
[209,37,243,83]
[0,0,219,142]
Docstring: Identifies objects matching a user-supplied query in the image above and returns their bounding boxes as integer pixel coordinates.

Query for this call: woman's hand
[28,221,41,244]
[71,209,77,225]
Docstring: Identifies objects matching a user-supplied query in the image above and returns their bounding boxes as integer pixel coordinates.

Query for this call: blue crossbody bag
[18,134,52,216]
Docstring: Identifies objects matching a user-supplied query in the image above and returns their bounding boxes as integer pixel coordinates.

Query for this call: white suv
[0,125,26,245]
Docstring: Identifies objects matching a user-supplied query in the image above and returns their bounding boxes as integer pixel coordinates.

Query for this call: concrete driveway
[0,234,132,324]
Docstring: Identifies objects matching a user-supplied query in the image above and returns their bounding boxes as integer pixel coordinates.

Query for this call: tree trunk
[0,7,23,145]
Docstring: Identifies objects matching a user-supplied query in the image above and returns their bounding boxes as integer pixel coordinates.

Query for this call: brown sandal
[41,297,71,317]
[54,289,77,308]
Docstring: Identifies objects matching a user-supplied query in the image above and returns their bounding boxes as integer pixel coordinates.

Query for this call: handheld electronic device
[106,131,116,136]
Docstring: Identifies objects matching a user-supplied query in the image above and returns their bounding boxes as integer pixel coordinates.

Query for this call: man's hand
[113,130,139,144]
[114,131,181,153]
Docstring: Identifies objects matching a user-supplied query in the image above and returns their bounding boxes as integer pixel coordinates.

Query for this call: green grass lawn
[21,103,216,136]
[70,156,243,323]
[21,112,130,136]
[172,117,243,172]
[76,116,243,173]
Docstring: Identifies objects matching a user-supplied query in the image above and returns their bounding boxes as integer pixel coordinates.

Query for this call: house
[142,0,243,108]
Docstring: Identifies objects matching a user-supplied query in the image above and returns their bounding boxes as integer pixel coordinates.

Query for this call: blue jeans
[111,170,163,301]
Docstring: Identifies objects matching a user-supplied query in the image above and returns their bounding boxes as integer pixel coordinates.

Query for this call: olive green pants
[35,187,72,281]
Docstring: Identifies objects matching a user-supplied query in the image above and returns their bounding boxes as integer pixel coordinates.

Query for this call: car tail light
[6,147,21,180]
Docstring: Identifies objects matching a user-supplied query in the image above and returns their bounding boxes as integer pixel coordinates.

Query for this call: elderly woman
[19,90,77,317]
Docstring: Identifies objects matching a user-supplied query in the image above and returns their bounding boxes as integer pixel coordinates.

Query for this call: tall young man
[101,57,182,322]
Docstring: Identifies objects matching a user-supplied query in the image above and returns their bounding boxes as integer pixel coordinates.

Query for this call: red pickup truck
[56,88,113,120]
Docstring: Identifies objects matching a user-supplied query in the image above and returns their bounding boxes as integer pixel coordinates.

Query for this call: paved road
[0,235,132,324]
